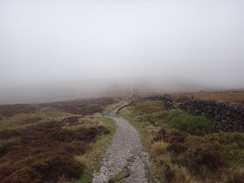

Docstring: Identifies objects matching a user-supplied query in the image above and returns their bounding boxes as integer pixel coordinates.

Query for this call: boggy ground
[119,100,244,183]
[0,97,119,183]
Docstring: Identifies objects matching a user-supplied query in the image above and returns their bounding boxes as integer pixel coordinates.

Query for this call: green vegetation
[0,98,120,183]
[140,109,213,136]
[108,165,129,183]
[119,100,244,183]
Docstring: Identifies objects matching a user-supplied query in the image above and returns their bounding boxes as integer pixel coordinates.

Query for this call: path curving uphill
[92,102,153,183]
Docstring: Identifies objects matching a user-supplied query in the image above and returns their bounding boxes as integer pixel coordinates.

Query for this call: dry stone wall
[179,99,244,133]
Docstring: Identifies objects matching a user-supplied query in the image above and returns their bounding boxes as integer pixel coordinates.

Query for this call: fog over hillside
[0,0,244,104]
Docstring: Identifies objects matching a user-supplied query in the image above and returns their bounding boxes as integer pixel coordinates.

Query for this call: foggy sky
[0,0,244,103]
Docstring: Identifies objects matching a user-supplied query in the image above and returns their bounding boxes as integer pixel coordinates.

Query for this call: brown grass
[132,100,165,114]
[171,89,244,104]
[152,141,169,155]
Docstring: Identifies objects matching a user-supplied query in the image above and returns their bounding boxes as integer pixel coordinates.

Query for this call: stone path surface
[92,102,152,183]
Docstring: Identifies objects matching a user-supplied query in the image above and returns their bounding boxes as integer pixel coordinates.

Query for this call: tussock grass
[152,141,169,155]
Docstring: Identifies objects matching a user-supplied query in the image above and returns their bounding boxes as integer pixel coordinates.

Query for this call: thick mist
[0,0,244,104]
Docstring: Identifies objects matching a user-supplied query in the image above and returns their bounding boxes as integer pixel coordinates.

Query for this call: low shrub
[37,155,84,182]
[41,98,115,116]
[152,129,187,144]
[78,126,110,141]
[164,164,175,182]
[61,116,80,124]
[168,142,187,155]
[0,121,109,182]
[2,167,42,183]
[96,126,110,135]
[0,104,37,117]
[195,149,225,170]
[179,147,227,179]
[21,117,42,124]
[0,98,116,182]
[226,173,244,183]
[0,129,21,139]
[54,143,86,155]
[2,154,84,183]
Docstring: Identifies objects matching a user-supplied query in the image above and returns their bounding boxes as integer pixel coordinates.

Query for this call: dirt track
[92,102,152,183]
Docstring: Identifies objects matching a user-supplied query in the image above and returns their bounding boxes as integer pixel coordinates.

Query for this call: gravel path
[92,102,152,183]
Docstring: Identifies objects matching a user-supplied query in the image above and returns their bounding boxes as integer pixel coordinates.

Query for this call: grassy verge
[119,100,244,183]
